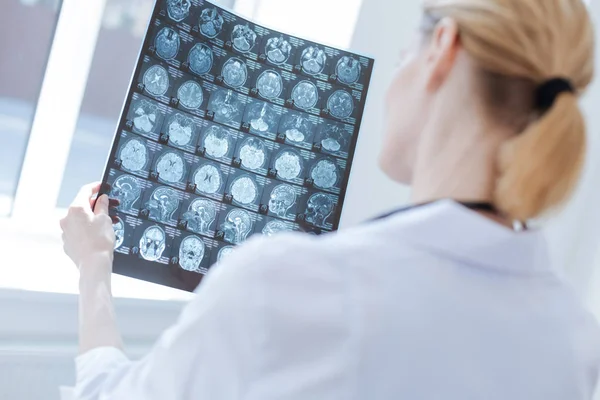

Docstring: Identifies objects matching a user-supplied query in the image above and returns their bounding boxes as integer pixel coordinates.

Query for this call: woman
[61,0,600,398]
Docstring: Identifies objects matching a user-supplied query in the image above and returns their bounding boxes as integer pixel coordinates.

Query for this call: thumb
[94,194,109,216]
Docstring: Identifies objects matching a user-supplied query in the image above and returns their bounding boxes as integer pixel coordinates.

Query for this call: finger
[110,215,120,224]
[73,182,101,209]
[94,194,110,216]
[109,198,120,208]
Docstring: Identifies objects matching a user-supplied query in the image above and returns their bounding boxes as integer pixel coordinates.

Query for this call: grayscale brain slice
[147,186,179,223]
[188,43,213,76]
[132,99,159,134]
[167,0,191,22]
[301,46,327,75]
[143,65,169,97]
[320,123,347,152]
[119,138,148,172]
[203,125,230,158]
[183,198,217,234]
[177,80,204,110]
[274,151,302,180]
[291,80,318,109]
[167,113,194,147]
[305,193,335,227]
[111,175,142,211]
[156,151,185,183]
[249,101,277,133]
[179,235,206,272]
[268,184,296,218]
[282,112,311,143]
[222,209,252,244]
[194,164,222,194]
[262,220,291,236]
[155,27,180,60]
[257,70,283,99]
[113,217,125,249]
[231,175,258,205]
[239,137,267,170]
[217,246,235,262]
[139,225,166,261]
[265,36,291,65]
[222,58,248,88]
[209,89,243,123]
[200,8,224,38]
[311,159,338,189]
[327,90,354,119]
[336,56,361,84]
[232,25,257,53]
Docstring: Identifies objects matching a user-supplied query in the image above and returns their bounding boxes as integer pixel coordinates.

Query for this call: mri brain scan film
[232,25,257,53]
[166,0,190,22]
[291,80,318,109]
[178,235,206,272]
[166,113,194,147]
[188,43,213,76]
[143,65,169,97]
[183,198,217,234]
[131,99,159,135]
[155,27,180,60]
[194,164,222,194]
[99,0,373,292]
[177,80,204,109]
[199,8,224,38]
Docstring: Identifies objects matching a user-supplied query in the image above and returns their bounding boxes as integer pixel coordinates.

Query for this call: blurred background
[1,0,600,398]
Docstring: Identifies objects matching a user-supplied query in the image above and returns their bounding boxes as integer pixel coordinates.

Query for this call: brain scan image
[248,101,278,133]
[113,217,125,250]
[291,80,318,110]
[301,46,327,75]
[188,43,213,76]
[305,193,335,227]
[119,138,148,172]
[217,246,234,262]
[320,123,348,153]
[156,151,186,183]
[131,99,159,134]
[222,58,248,88]
[155,27,180,60]
[336,56,361,84]
[167,0,190,22]
[178,236,206,272]
[327,90,354,119]
[194,164,222,194]
[166,113,194,147]
[110,175,142,212]
[222,209,253,244]
[239,137,267,170]
[262,220,292,236]
[274,150,303,181]
[232,25,257,53]
[203,125,230,159]
[268,184,296,218]
[199,8,224,38]
[257,70,283,99]
[177,80,204,110]
[311,159,338,189]
[230,175,258,205]
[182,198,218,234]
[209,89,244,124]
[146,186,179,223]
[139,225,167,261]
[265,36,292,65]
[280,112,312,143]
[143,65,169,97]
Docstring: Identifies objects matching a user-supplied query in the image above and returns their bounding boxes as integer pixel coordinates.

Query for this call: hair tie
[535,78,575,112]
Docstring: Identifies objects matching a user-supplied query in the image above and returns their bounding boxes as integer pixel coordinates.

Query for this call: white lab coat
[73,200,600,400]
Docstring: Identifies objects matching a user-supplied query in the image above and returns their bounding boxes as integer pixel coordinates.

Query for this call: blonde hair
[422,0,595,220]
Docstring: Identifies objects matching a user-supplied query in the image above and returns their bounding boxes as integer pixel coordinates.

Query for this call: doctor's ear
[424,17,461,92]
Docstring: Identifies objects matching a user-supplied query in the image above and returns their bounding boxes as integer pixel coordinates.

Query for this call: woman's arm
[60,183,123,354]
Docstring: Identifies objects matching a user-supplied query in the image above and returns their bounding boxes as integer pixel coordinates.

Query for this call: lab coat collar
[382,200,551,276]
